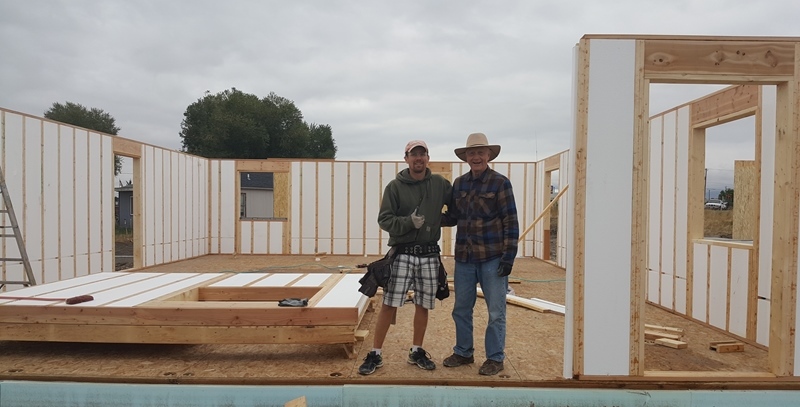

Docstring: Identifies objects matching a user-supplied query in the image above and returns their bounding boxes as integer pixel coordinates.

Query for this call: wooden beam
[0,323,357,345]
[691,85,759,127]
[643,40,796,80]
[236,160,291,173]
[543,154,561,172]
[112,136,142,158]
[0,304,360,326]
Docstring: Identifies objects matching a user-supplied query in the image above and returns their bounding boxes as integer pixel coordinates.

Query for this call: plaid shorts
[383,254,439,310]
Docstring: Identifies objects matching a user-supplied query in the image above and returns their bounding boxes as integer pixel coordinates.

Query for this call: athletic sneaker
[358,351,383,375]
[407,347,436,370]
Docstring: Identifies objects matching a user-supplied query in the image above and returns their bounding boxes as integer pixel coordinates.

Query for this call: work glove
[411,209,425,229]
[497,261,513,277]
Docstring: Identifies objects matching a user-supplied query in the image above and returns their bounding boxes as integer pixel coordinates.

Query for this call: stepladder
[0,164,36,288]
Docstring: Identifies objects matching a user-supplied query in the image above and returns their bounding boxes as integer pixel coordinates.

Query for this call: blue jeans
[452,257,507,362]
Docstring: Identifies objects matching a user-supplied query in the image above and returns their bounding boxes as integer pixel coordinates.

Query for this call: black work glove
[497,261,513,277]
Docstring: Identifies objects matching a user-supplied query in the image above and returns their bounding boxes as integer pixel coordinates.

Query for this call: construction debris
[645,324,685,335]
[655,338,688,349]
[528,297,565,315]
[709,340,745,353]
[645,324,687,349]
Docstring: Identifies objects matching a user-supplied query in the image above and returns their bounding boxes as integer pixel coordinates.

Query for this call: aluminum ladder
[0,164,36,288]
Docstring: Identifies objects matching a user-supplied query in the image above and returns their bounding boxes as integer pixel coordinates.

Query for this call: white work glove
[411,209,425,229]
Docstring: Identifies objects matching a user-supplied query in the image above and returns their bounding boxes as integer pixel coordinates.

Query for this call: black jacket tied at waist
[358,248,397,297]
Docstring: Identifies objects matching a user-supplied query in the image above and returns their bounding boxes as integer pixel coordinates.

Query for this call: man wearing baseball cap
[358,139,453,375]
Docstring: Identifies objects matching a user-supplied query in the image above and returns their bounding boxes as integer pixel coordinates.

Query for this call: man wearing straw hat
[441,132,519,376]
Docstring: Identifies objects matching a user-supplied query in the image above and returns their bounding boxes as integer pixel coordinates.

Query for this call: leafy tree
[44,102,123,175]
[179,88,336,159]
[719,187,734,209]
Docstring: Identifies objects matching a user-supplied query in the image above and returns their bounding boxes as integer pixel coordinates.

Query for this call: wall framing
[570,35,800,379]
[0,108,564,290]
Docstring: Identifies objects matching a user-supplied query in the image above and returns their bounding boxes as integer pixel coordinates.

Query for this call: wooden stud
[1,111,5,285]
[346,162,351,255]
[39,120,45,281]
[571,37,590,378]
[362,164,367,255]
[726,247,733,332]
[770,74,799,376]
[748,86,765,343]
[314,162,319,254]
[330,163,335,254]
[630,39,649,376]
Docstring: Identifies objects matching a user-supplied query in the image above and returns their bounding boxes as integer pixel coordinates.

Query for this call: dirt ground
[0,254,771,387]
[115,241,134,271]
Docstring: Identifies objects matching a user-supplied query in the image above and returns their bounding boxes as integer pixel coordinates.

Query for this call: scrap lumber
[655,338,688,349]
[354,330,369,341]
[645,324,685,335]
[644,330,683,341]
[452,284,563,315]
[709,340,745,353]
[528,297,565,315]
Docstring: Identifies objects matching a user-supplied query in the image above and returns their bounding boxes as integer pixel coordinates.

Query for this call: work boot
[443,353,474,367]
[478,359,504,376]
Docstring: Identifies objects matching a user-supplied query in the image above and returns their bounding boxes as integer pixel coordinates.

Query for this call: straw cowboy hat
[454,132,501,162]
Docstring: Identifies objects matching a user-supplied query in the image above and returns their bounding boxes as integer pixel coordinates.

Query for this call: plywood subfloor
[0,255,770,386]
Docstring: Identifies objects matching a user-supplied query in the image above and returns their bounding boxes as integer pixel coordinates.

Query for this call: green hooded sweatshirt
[378,168,452,247]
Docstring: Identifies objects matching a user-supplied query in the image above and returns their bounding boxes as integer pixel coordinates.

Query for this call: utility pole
[704,168,708,201]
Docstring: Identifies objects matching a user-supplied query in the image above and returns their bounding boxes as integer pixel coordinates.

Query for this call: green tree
[44,102,123,175]
[179,88,336,159]
[719,187,734,209]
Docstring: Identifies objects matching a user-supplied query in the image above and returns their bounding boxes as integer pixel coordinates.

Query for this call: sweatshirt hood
[397,168,431,184]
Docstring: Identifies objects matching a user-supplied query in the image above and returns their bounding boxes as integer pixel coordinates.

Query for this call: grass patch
[115,227,133,243]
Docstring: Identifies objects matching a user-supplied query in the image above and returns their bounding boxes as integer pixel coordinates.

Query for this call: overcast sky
[2,1,798,193]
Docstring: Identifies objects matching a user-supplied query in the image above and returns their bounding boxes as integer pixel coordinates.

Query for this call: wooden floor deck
[0,255,784,389]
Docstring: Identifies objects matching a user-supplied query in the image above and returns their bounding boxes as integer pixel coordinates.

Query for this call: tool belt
[394,242,440,256]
